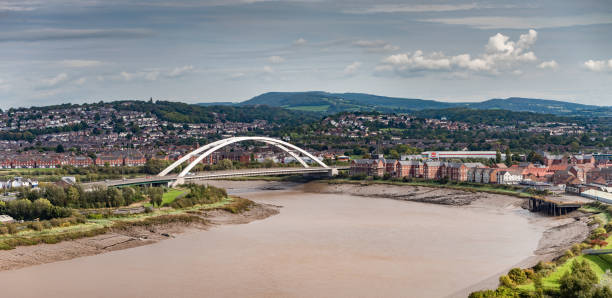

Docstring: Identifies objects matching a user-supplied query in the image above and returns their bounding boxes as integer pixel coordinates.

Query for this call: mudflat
[0,180,590,298]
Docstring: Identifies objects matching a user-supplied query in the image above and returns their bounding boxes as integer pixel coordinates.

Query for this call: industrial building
[421,151,506,160]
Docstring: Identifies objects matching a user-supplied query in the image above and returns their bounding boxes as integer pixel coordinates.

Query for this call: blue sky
[1,0,611,108]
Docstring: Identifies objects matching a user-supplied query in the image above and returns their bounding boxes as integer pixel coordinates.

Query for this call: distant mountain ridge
[198,91,611,116]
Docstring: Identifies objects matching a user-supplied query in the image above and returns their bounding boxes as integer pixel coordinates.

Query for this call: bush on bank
[169,184,227,209]
[0,199,72,221]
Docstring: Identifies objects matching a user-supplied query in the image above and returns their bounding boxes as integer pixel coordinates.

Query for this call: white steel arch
[158,136,329,178]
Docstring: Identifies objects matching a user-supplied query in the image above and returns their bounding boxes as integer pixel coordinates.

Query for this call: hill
[239,91,454,114]
[200,92,611,117]
[467,97,611,117]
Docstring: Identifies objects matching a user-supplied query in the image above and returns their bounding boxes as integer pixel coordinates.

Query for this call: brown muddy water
[0,189,545,298]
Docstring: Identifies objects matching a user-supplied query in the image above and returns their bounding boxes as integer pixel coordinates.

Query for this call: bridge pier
[172,177,185,187]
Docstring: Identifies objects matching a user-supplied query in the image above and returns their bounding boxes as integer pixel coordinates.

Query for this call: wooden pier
[528,195,591,216]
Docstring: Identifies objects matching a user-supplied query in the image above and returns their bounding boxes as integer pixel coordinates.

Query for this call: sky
[1,0,611,108]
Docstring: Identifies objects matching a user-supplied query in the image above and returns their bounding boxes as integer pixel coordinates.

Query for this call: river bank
[0,202,279,271]
[0,179,594,297]
[295,180,593,295]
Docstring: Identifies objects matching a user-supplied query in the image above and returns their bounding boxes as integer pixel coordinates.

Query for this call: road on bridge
[83,166,347,188]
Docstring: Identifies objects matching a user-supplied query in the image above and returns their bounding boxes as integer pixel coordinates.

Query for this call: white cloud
[343,61,362,75]
[60,59,103,67]
[167,65,194,77]
[0,28,153,42]
[353,40,399,52]
[228,72,246,80]
[379,30,540,76]
[538,60,559,69]
[346,3,479,14]
[268,56,286,64]
[41,73,68,87]
[584,59,612,72]
[293,38,307,46]
[74,77,87,85]
[422,14,612,29]
[0,79,11,91]
[119,70,159,81]
[0,0,38,12]
[262,65,274,74]
[117,65,194,81]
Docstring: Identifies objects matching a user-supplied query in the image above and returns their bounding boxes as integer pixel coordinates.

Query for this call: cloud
[346,3,479,14]
[60,59,103,67]
[74,77,87,85]
[119,70,160,81]
[0,0,38,12]
[293,38,307,46]
[41,73,68,87]
[228,72,246,80]
[116,65,195,81]
[538,60,559,69]
[343,61,362,75]
[353,40,399,52]
[422,14,612,29]
[0,79,11,91]
[0,28,153,42]
[379,30,539,76]
[268,56,286,64]
[584,59,612,72]
[167,65,194,77]
[262,65,274,74]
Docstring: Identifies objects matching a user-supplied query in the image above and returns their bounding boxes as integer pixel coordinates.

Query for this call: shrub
[524,268,536,280]
[0,226,8,235]
[221,197,254,214]
[27,222,44,231]
[604,222,612,233]
[6,223,18,234]
[499,275,514,288]
[87,213,104,219]
[508,268,527,285]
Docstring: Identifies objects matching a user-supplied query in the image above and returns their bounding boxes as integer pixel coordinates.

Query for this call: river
[0,185,546,297]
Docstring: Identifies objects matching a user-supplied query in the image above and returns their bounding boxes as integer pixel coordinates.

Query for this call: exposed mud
[0,203,279,271]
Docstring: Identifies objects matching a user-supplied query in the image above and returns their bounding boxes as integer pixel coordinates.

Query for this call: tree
[147,187,163,207]
[495,151,502,164]
[66,186,80,206]
[504,148,512,167]
[388,149,400,160]
[559,260,598,298]
[527,151,544,164]
[218,159,234,170]
[55,144,65,153]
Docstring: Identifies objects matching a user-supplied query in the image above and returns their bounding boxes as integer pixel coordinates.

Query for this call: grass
[519,255,612,291]
[144,188,186,207]
[0,196,250,250]
[284,105,330,112]
[514,204,612,293]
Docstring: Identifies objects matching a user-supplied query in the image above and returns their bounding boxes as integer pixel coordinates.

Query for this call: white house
[497,171,523,185]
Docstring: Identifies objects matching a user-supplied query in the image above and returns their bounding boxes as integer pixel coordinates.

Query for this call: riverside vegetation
[0,183,253,250]
[470,202,612,298]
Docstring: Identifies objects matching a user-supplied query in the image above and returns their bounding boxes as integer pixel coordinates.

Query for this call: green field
[285,105,330,112]
[519,255,612,291]
[144,188,186,207]
[0,196,241,250]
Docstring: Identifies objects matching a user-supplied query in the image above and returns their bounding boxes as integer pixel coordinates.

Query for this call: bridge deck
[83,167,347,188]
